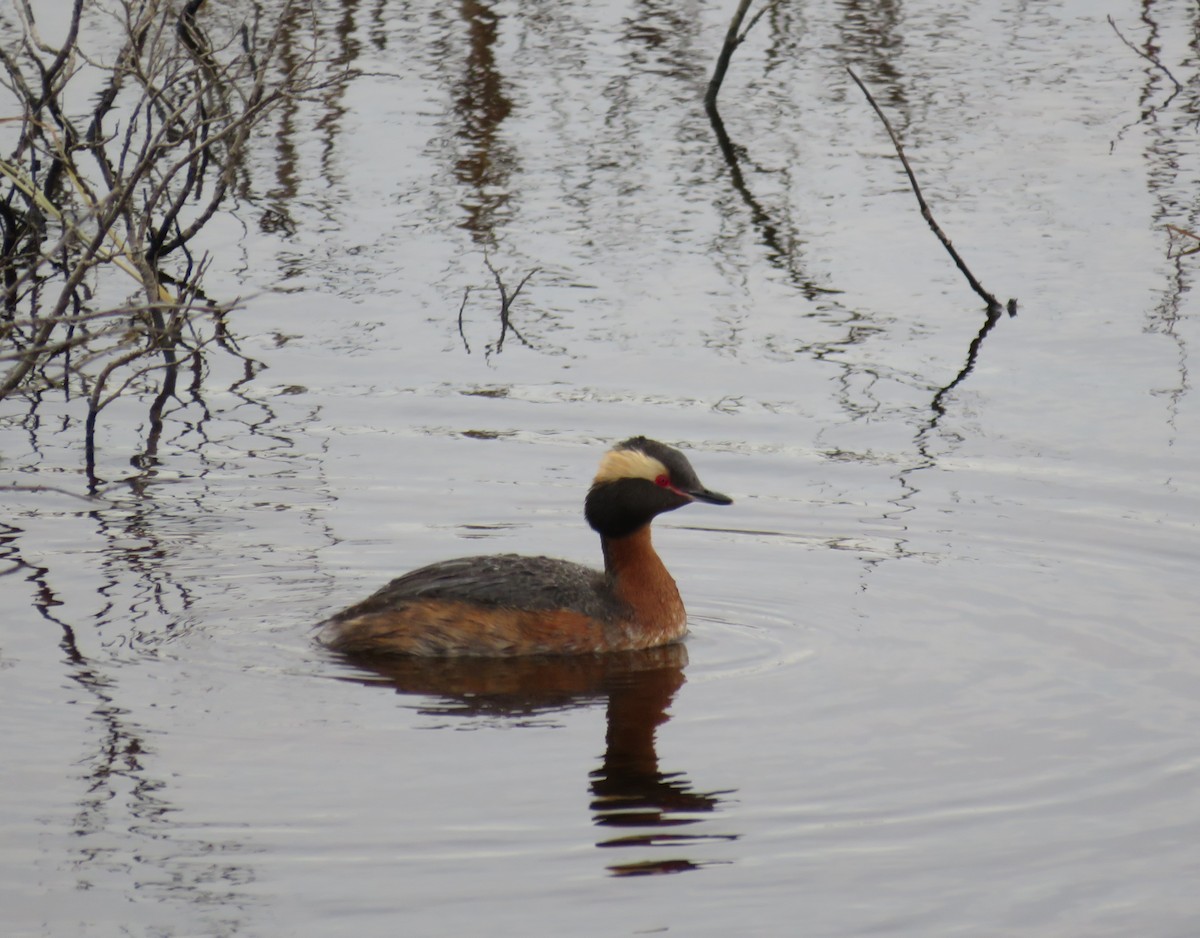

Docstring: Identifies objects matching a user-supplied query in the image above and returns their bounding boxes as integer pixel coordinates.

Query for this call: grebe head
[584,436,732,539]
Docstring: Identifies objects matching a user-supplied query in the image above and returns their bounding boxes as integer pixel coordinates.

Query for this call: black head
[584,436,732,539]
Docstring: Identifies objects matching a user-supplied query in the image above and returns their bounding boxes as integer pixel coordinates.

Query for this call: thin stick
[706,0,763,111]
[482,257,537,353]
[457,286,471,353]
[847,67,1006,314]
[1107,15,1182,93]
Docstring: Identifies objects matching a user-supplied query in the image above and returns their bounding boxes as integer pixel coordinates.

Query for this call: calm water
[3,0,1200,935]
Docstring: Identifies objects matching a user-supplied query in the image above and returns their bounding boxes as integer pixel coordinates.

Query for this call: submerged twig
[847,67,1012,315]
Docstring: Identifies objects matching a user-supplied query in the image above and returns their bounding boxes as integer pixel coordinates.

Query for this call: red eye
[655,474,671,488]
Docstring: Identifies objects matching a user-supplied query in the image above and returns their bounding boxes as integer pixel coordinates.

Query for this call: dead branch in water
[483,257,537,356]
[847,67,1013,316]
[456,258,538,356]
[1107,15,1183,94]
[457,286,473,353]
[0,0,319,481]
[1166,224,1200,259]
[705,0,772,113]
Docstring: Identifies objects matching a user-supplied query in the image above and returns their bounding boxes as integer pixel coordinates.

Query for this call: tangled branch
[0,0,316,478]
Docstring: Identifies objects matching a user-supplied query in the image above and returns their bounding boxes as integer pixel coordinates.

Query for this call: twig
[482,256,537,354]
[847,66,1009,315]
[1165,224,1200,259]
[0,0,318,413]
[457,286,471,353]
[1107,15,1182,93]
[705,0,770,112]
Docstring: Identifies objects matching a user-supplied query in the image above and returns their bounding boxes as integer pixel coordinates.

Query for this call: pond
[3,0,1199,935]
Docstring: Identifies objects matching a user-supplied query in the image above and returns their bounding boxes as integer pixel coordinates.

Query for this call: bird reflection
[334,643,737,875]
[588,651,736,876]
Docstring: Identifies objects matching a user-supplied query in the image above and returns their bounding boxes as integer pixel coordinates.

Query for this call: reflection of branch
[0,524,246,915]
[456,286,472,353]
[482,256,536,355]
[706,108,769,243]
[704,5,837,300]
[706,106,838,299]
[927,305,1003,426]
[897,305,1009,486]
[888,304,1009,552]
[847,67,1012,315]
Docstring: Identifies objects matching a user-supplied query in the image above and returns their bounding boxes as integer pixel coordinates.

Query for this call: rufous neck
[601,524,659,577]
[599,525,684,630]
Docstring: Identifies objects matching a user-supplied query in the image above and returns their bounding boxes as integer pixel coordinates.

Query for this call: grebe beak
[688,487,733,506]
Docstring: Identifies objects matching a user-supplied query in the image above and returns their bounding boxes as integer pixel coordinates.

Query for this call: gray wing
[335,554,624,621]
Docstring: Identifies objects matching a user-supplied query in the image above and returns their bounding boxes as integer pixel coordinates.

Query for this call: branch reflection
[0,522,253,926]
[334,643,738,876]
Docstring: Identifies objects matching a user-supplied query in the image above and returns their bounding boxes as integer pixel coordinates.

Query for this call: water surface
[3,0,1200,935]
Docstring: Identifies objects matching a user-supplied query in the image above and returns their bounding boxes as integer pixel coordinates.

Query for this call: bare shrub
[0,0,316,478]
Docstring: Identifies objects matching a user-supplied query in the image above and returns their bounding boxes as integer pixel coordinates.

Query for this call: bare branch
[847,67,1011,315]
[457,286,472,353]
[0,0,330,473]
[1108,15,1183,94]
[481,256,537,354]
[706,0,773,112]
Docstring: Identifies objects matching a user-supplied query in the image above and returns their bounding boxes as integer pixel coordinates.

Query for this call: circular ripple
[683,598,816,684]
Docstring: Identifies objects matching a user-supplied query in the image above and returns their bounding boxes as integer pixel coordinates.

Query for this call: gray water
[3,0,1200,935]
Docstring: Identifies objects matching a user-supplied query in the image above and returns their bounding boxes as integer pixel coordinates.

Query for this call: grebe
[318,436,731,657]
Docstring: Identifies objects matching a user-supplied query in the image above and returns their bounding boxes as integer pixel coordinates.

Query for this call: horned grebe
[318,436,731,657]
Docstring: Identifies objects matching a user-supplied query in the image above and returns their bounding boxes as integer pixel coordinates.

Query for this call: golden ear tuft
[593,447,668,485]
